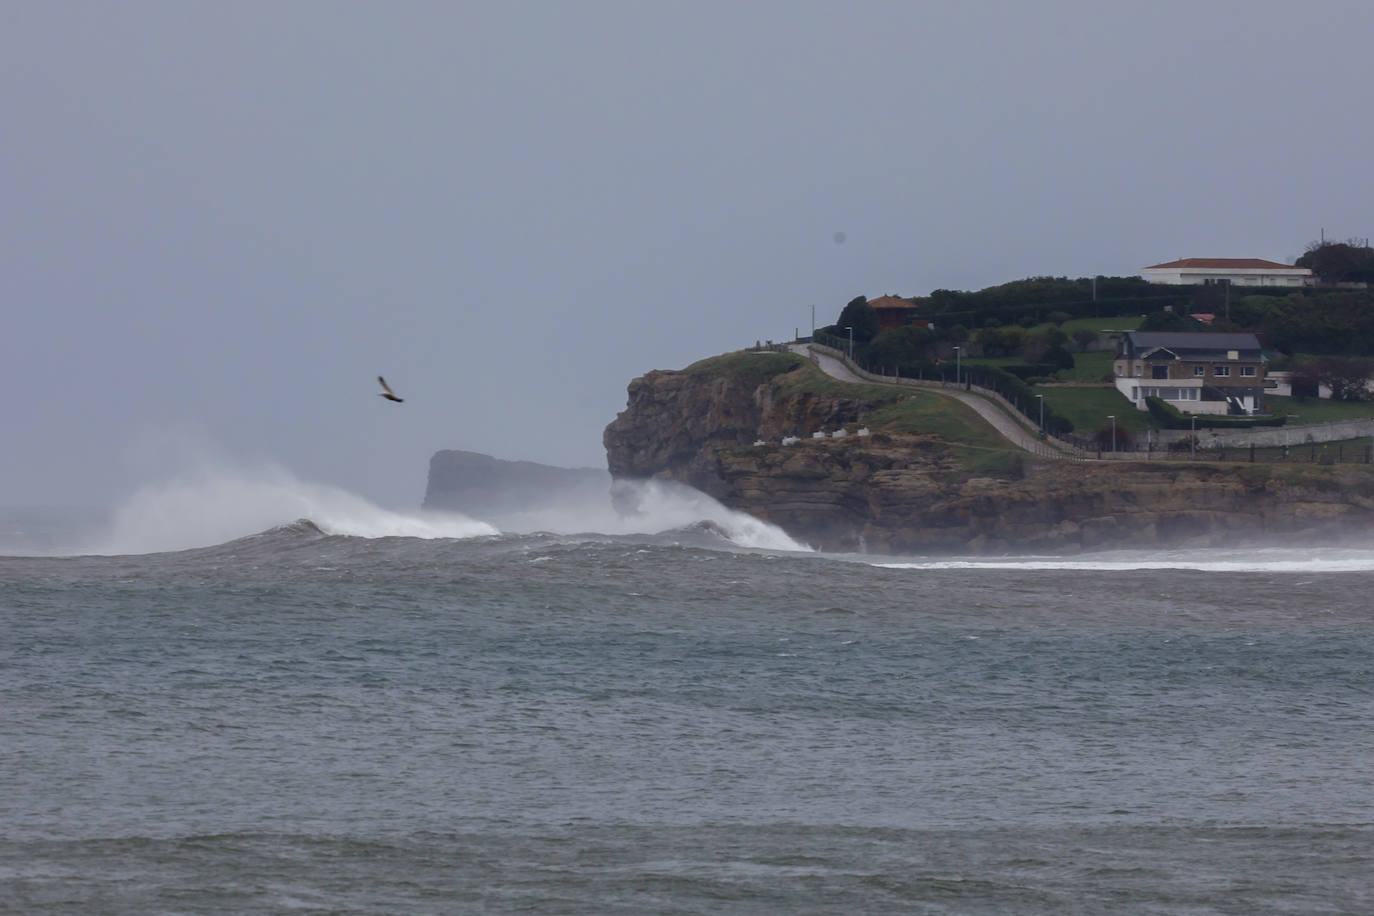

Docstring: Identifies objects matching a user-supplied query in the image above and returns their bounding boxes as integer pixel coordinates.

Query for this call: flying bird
[377,376,404,403]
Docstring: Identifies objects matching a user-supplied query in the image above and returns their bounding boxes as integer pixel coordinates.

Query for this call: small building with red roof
[1140,258,1312,287]
[867,295,933,331]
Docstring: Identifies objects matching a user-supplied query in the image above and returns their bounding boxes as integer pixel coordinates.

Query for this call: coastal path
[793,342,1088,460]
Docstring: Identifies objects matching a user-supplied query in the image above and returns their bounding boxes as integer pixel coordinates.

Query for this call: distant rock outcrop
[423,450,609,519]
[603,354,1374,553]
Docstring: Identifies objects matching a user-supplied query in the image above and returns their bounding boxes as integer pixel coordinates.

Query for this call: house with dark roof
[1113,331,1267,415]
[867,295,932,332]
[1140,258,1312,287]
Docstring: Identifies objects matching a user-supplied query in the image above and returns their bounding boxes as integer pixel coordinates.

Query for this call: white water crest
[872,545,1374,574]
[479,478,812,552]
[608,479,812,552]
[86,464,807,556]
[96,464,497,555]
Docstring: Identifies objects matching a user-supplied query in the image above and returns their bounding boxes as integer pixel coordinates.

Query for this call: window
[1214,366,1230,377]
[1193,365,1205,377]
[1134,366,1143,377]
[1152,365,1169,379]
[1240,366,1256,377]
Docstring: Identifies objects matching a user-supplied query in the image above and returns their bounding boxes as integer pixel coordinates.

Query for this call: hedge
[1144,396,1288,429]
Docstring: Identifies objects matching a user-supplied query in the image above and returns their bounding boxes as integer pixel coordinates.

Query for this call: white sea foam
[871,546,1374,573]
[87,463,808,556]
[474,478,812,553]
[95,464,497,555]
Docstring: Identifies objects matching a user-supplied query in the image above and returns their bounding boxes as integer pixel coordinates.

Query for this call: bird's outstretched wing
[378,376,404,402]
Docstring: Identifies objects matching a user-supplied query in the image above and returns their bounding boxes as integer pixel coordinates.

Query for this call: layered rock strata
[603,358,1374,553]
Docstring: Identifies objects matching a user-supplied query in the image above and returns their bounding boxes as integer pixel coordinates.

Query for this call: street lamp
[1035,394,1045,435]
[845,326,854,361]
[1108,415,1116,455]
[953,345,961,386]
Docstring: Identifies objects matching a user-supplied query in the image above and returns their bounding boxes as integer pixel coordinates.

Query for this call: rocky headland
[603,351,1374,553]
[423,450,609,520]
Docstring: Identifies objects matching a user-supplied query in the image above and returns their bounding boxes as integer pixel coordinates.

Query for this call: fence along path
[793,342,1091,461]
[794,343,1374,463]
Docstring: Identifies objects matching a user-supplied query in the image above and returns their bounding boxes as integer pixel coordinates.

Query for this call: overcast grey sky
[4,1,1372,509]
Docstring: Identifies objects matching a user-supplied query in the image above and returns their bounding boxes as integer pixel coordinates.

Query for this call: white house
[1140,258,1312,287]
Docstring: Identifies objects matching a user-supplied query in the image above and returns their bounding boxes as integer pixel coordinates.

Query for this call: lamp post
[845,326,854,361]
[1036,394,1045,436]
[953,345,961,386]
[1108,415,1117,455]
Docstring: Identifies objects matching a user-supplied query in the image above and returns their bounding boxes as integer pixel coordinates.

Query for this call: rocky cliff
[603,352,1374,553]
[424,450,609,519]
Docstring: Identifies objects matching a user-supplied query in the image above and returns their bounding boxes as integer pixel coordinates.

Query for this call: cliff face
[603,357,1374,553]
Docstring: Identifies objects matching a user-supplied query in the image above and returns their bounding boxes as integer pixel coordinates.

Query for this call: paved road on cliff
[793,343,1071,457]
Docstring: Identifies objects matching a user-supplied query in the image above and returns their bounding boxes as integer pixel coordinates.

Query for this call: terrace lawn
[1266,395,1374,426]
[1058,315,1144,333]
[1033,384,1154,435]
[1064,350,1113,382]
[959,350,1112,383]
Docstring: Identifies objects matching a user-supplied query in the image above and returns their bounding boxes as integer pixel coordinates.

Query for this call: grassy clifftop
[607,350,1374,552]
[684,351,1008,448]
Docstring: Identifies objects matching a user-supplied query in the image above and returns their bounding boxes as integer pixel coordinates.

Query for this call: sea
[2,470,1373,914]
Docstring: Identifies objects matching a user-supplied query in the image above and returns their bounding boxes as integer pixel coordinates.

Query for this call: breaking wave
[82,467,809,556]
[94,465,497,555]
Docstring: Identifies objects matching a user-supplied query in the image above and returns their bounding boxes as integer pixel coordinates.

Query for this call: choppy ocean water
[2,480,1373,914]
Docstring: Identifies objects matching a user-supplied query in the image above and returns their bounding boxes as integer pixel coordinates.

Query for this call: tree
[868,325,935,366]
[1297,240,1374,284]
[1041,343,1075,373]
[835,295,879,343]
[975,325,1028,358]
[1287,362,1321,401]
[1071,328,1098,352]
[1313,356,1374,401]
[1139,309,1196,332]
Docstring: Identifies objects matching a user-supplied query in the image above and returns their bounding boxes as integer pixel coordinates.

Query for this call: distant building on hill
[1113,331,1267,415]
[867,295,934,331]
[1140,258,1312,287]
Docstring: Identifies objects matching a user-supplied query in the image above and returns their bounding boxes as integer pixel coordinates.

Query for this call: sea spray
[88,465,806,556]
[95,464,496,555]
[488,478,811,552]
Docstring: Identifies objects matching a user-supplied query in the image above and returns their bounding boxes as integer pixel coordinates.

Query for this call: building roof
[1121,331,1264,359]
[1141,258,1308,271]
[867,295,918,310]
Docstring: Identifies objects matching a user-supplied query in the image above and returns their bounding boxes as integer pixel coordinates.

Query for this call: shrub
[1144,397,1288,429]
[1041,343,1075,373]
[1071,328,1098,351]
[1093,424,1135,451]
